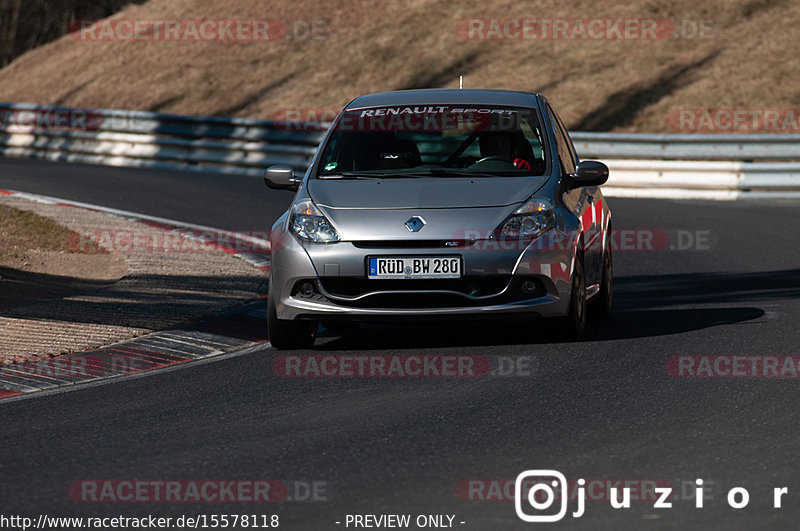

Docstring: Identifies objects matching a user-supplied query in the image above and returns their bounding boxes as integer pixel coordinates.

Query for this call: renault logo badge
[405,216,426,232]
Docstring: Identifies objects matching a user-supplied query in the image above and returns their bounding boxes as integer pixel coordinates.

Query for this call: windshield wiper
[408,168,499,178]
[319,169,501,179]
[319,172,420,179]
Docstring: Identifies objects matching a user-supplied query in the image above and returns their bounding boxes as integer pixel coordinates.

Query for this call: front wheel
[267,291,317,349]
[555,255,586,341]
[592,244,613,319]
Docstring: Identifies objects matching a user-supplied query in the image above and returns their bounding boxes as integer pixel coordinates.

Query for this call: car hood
[309,176,547,209]
[307,176,549,240]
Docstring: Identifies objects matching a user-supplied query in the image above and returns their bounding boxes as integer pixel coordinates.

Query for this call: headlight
[497,198,554,239]
[289,199,340,243]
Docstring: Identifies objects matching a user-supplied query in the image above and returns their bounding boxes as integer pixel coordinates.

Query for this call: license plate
[368,256,462,279]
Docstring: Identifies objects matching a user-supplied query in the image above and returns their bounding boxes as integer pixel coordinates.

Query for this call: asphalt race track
[2,157,800,529]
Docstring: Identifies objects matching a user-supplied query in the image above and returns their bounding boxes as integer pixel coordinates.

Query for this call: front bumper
[269,229,576,320]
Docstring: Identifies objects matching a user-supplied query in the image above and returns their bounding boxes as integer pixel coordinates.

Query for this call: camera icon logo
[514,470,568,523]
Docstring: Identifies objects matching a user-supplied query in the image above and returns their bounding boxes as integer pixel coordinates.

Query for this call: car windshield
[316,105,548,178]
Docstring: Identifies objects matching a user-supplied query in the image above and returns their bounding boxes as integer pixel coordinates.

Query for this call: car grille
[316,276,536,309]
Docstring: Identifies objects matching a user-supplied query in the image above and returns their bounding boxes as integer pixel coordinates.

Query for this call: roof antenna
[459,75,463,89]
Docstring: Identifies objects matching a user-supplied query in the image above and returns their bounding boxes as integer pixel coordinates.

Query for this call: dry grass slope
[0,0,798,131]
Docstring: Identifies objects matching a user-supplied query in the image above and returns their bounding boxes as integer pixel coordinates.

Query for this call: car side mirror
[264,164,301,191]
[569,160,609,187]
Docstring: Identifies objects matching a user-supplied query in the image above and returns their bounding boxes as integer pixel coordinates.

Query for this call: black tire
[555,255,586,341]
[592,244,613,319]
[267,291,317,350]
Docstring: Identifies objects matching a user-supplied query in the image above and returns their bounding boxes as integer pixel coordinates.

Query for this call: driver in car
[478,131,532,170]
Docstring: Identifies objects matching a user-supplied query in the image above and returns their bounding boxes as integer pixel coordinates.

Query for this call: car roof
[344,89,541,110]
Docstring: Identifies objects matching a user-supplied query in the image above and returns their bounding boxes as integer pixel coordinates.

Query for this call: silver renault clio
[264,89,611,349]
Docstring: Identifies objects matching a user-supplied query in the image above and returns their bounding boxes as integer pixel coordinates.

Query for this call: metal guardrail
[600,160,800,199]
[0,102,325,176]
[571,132,800,161]
[1,102,800,196]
